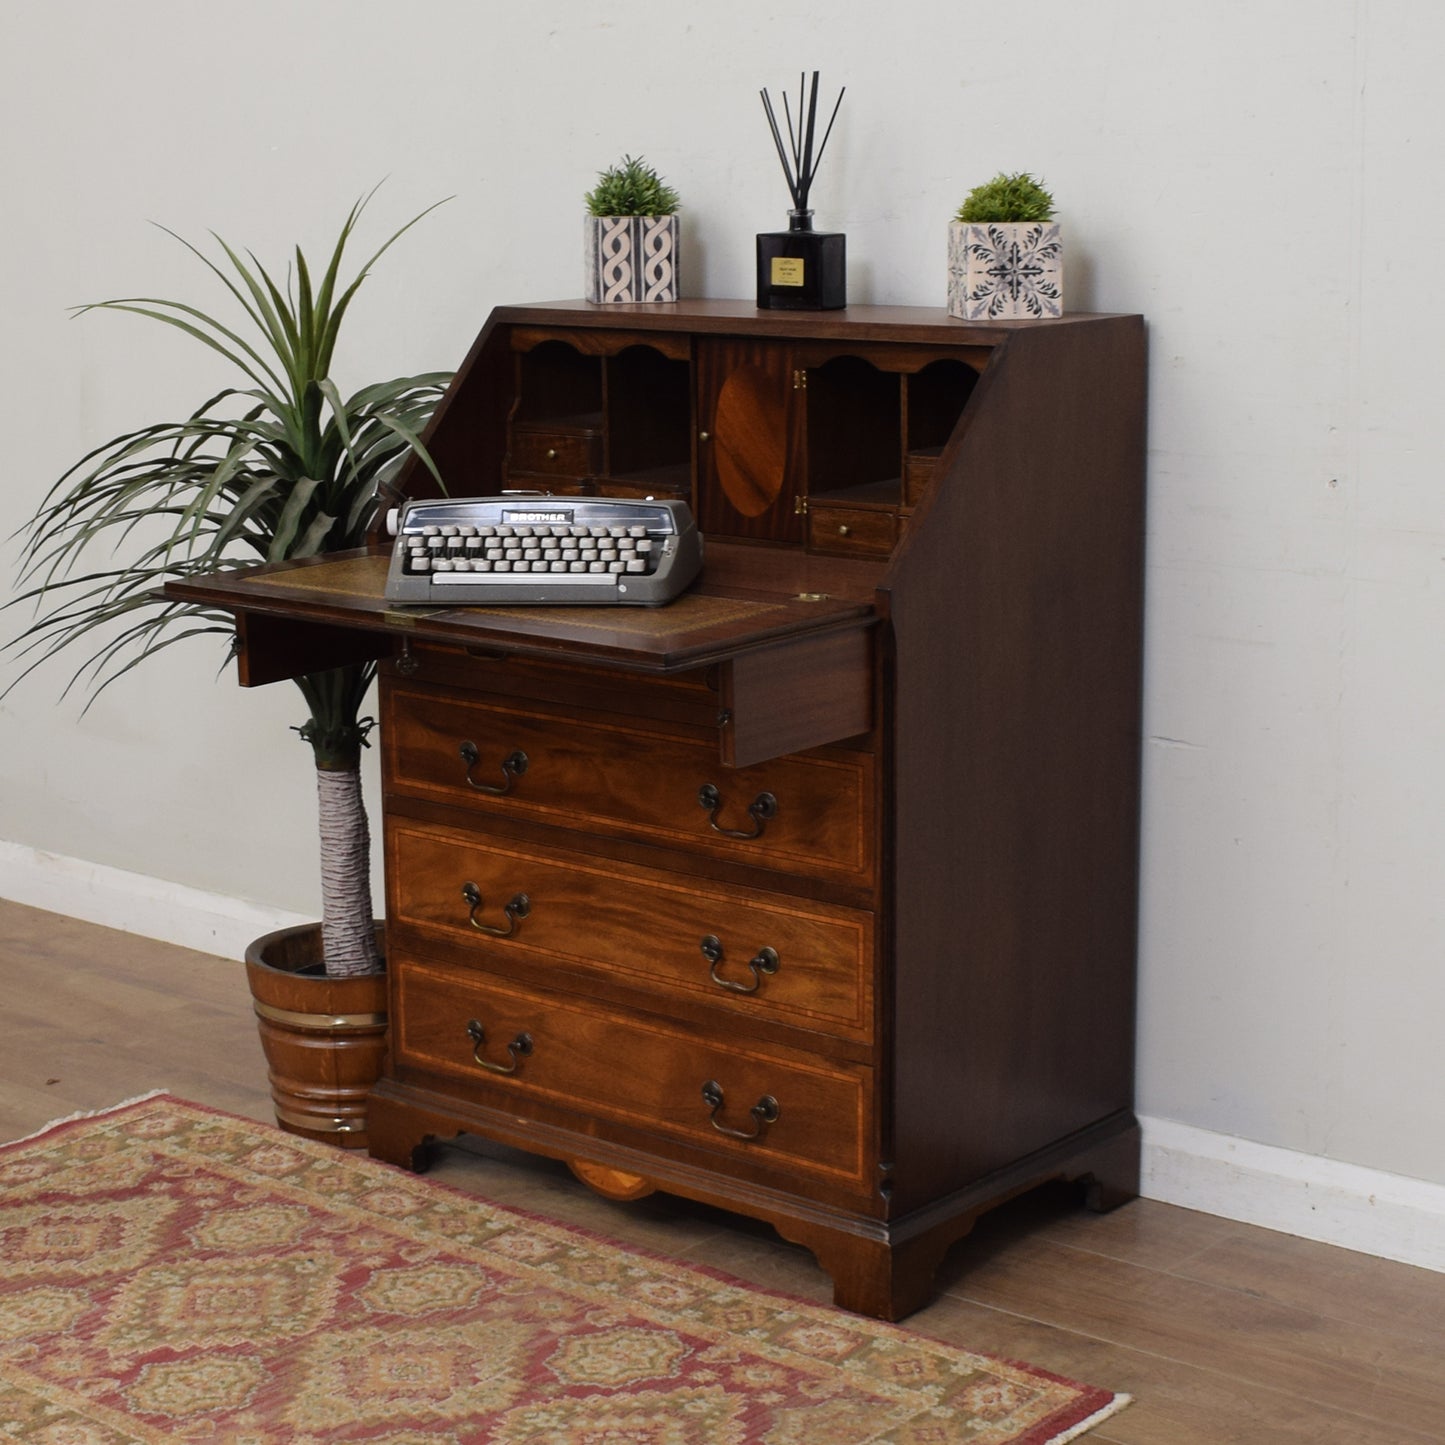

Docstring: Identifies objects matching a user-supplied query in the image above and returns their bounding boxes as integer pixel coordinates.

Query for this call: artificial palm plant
[5,190,450,977]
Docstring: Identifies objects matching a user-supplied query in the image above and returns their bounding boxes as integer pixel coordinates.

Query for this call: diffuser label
[771,257,806,287]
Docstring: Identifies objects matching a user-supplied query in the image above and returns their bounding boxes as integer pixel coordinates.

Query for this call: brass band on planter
[274,1107,364,1135]
[251,1001,387,1030]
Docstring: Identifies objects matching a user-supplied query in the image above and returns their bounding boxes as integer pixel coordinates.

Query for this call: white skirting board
[0,839,309,962]
[1140,1115,1445,1273]
[3,837,1443,1273]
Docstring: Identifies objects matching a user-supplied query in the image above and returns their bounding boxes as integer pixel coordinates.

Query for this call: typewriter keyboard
[402,522,661,580]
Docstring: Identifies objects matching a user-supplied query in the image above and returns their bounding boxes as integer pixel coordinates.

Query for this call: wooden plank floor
[2,896,1441,1442]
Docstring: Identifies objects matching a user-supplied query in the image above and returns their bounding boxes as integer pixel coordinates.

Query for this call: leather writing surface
[174,550,875,675]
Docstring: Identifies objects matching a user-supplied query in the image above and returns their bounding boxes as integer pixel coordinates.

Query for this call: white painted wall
[3,2,1443,1202]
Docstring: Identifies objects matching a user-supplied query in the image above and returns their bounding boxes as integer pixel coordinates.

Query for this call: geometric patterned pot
[585,214,680,303]
[947,220,1063,320]
[244,922,387,1149]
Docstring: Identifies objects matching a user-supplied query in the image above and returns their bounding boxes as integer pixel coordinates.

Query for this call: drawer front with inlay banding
[383,686,875,889]
[392,957,872,1189]
[386,821,874,1044]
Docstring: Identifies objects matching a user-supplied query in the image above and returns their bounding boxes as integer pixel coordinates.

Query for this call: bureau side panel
[881,317,1146,1213]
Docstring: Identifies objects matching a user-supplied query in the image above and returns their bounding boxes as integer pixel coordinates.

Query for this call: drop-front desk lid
[165,543,883,767]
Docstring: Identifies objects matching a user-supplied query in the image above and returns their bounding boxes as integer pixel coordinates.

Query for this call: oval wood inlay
[713,364,787,517]
[568,1158,656,1200]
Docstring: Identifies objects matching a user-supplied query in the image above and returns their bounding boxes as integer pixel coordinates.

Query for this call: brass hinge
[792,368,807,390]
[793,496,809,516]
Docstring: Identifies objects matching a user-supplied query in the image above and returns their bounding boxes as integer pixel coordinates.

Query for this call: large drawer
[386,820,874,1044]
[392,957,872,1188]
[383,685,875,888]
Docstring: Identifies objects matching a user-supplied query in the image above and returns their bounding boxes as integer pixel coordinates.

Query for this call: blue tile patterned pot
[948,220,1063,320]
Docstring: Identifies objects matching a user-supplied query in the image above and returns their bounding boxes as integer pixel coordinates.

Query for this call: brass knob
[838,524,851,536]
[546,448,558,460]
[699,430,710,442]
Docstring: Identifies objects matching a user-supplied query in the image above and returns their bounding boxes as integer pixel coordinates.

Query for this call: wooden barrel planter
[244,922,387,1149]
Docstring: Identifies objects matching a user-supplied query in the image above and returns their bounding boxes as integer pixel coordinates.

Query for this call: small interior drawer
[507,424,603,477]
[806,503,899,558]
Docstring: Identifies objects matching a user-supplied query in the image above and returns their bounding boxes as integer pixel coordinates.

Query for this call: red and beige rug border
[2,1092,1131,1444]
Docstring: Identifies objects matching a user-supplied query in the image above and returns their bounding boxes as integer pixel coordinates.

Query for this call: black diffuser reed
[756,72,847,310]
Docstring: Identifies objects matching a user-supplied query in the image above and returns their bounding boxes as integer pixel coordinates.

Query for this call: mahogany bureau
[173,299,1147,1320]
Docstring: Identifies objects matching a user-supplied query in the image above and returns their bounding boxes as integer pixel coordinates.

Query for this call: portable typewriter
[384,496,703,607]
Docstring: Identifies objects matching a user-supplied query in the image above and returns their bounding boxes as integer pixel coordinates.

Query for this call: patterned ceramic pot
[585,214,679,303]
[244,922,387,1149]
[947,220,1063,321]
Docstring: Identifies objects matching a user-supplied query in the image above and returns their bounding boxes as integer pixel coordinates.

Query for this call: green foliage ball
[584,155,681,217]
[954,172,1056,224]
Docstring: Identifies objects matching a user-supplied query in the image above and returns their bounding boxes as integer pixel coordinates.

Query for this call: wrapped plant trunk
[316,765,379,977]
[296,662,381,978]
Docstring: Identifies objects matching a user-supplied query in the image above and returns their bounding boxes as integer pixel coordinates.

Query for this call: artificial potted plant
[3,191,450,1147]
[947,171,1063,320]
[584,154,681,304]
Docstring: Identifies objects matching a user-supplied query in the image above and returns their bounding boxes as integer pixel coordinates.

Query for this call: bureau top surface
[496,298,1136,344]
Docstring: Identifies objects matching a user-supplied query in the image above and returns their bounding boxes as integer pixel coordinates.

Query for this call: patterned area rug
[0,1094,1129,1443]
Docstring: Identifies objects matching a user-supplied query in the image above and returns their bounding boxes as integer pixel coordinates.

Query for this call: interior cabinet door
[696,338,803,543]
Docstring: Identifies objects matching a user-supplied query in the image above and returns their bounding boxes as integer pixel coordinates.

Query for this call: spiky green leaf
[4,192,451,717]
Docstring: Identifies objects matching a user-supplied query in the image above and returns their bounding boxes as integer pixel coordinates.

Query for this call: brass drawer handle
[701,1080,779,1141]
[697,783,778,840]
[461,882,531,937]
[459,742,528,795]
[700,934,780,994]
[466,1018,532,1075]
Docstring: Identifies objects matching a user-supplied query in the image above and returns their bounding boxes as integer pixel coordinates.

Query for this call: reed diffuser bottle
[756,72,846,310]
